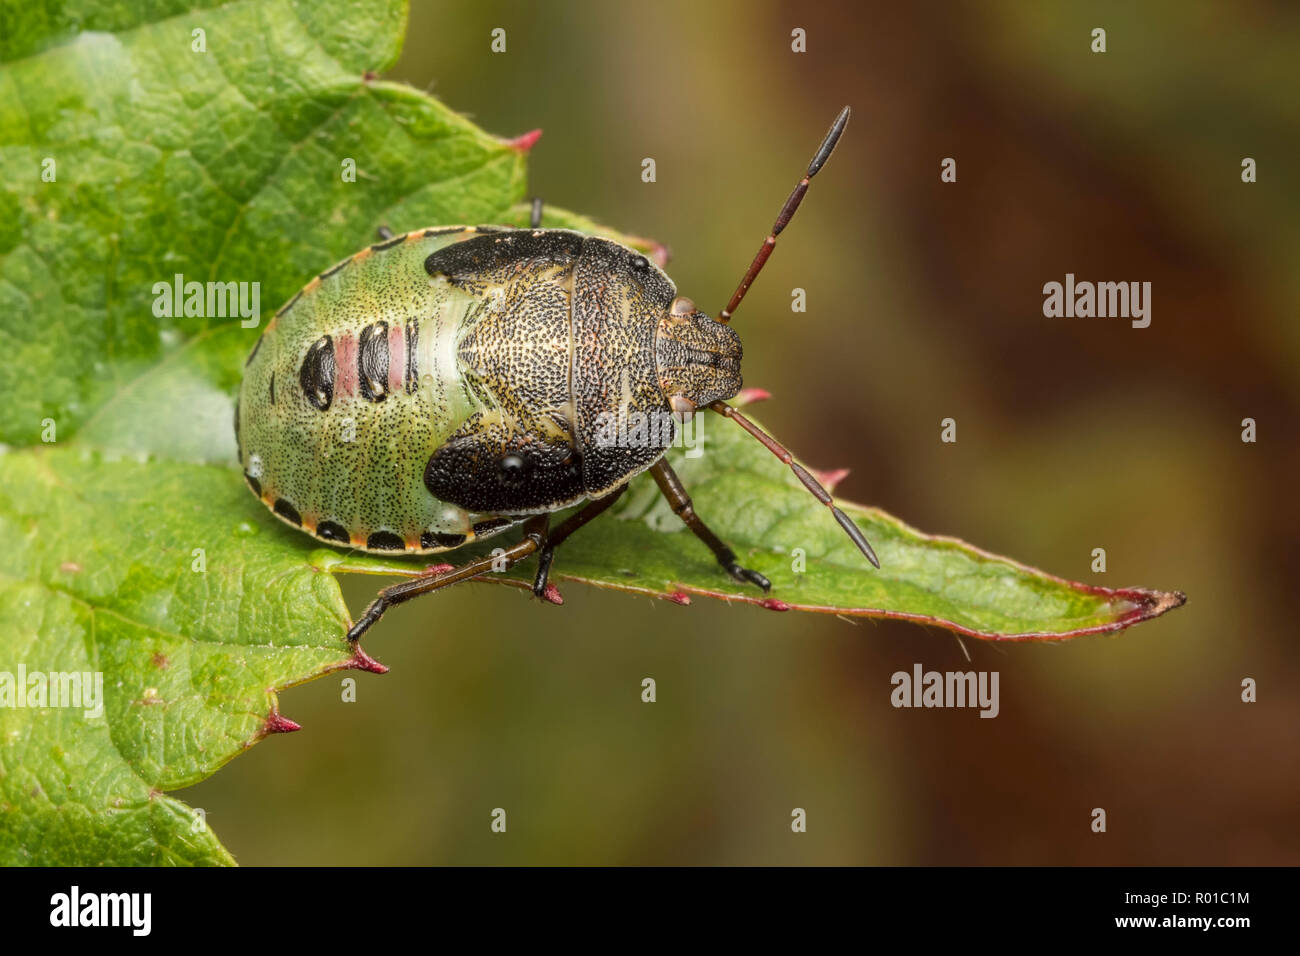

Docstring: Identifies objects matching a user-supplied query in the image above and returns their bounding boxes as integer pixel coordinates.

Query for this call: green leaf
[0,446,362,865]
[0,0,525,865]
[0,1,1185,865]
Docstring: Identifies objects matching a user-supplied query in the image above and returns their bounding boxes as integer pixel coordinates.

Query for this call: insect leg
[529,197,544,229]
[346,515,549,643]
[648,459,771,592]
[375,225,394,241]
[531,485,629,597]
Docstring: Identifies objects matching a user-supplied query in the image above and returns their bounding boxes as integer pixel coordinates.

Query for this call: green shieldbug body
[237,107,878,642]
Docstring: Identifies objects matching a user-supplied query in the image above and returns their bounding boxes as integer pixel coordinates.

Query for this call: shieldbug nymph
[236,106,878,642]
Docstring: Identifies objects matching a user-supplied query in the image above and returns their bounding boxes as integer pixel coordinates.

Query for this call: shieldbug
[236,106,878,642]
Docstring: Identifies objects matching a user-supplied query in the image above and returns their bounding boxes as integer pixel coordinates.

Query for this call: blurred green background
[188,0,1299,864]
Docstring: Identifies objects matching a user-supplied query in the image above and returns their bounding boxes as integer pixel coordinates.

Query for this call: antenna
[709,400,879,568]
[717,106,851,323]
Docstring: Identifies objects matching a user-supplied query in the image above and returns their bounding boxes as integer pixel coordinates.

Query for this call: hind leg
[347,516,549,642]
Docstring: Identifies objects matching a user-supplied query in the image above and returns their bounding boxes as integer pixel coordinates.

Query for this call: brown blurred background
[188,0,1299,864]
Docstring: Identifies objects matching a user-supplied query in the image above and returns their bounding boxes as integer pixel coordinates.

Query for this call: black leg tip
[346,600,386,643]
[532,548,555,598]
[728,563,771,592]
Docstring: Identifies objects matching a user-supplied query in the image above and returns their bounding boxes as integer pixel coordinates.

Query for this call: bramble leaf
[0,0,1184,866]
[0,0,524,865]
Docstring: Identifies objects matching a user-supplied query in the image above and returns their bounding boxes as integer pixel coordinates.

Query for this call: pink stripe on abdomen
[335,332,357,397]
[388,324,405,394]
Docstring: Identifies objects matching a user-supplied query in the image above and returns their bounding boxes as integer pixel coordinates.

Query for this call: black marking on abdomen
[300,335,335,411]
[233,398,241,458]
[319,259,349,281]
[276,288,303,318]
[316,521,349,542]
[359,321,389,402]
[405,319,419,394]
[244,472,261,496]
[269,370,276,406]
[274,498,302,526]
[371,234,407,252]
[472,517,515,536]
[366,530,405,551]
[423,226,472,238]
[421,531,466,549]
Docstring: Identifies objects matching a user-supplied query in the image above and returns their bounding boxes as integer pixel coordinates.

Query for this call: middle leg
[648,459,770,591]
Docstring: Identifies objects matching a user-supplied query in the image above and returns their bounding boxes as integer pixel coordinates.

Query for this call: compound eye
[498,453,532,485]
[668,394,697,421]
[669,295,696,319]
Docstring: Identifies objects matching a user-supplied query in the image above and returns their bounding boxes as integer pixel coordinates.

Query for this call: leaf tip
[505,128,543,153]
[1098,586,1187,635]
[734,387,773,407]
[1137,588,1188,620]
[263,710,302,735]
[809,467,850,492]
[345,642,390,674]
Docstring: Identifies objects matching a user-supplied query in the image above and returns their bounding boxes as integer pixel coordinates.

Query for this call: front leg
[648,459,770,592]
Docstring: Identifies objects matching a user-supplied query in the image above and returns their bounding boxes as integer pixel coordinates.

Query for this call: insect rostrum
[236,107,876,642]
